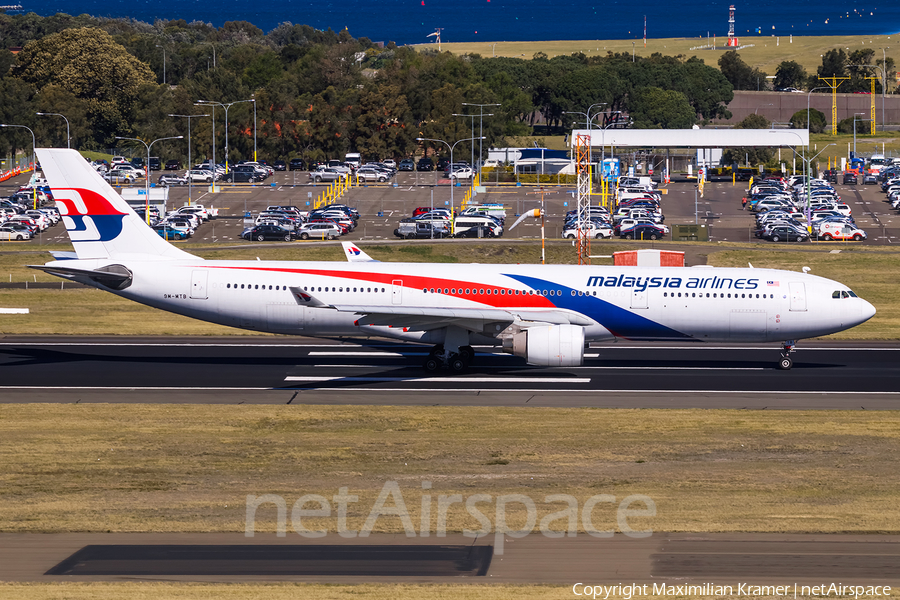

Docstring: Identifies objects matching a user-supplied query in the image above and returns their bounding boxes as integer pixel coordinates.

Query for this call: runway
[2,531,899,584]
[1,337,899,408]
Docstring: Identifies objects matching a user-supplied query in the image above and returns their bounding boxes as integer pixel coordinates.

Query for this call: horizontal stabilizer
[29,263,133,290]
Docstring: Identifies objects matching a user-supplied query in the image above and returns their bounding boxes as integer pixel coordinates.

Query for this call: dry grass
[1,405,899,535]
[435,34,899,76]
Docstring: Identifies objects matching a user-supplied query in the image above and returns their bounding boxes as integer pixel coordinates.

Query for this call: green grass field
[432,34,898,78]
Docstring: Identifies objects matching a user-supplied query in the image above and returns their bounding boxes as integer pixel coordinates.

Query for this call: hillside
[428,34,896,77]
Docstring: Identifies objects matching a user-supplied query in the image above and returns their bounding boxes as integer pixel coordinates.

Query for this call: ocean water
[23,0,900,45]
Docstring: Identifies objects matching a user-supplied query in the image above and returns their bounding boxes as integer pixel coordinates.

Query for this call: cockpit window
[832,291,841,298]
[842,291,850,299]
[848,290,858,298]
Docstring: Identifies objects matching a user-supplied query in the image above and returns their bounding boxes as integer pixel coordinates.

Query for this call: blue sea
[22,0,900,45]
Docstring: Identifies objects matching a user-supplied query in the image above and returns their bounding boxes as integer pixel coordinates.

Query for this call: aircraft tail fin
[341,241,378,262]
[35,148,194,261]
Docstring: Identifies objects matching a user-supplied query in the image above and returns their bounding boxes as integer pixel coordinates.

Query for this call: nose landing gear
[778,340,796,370]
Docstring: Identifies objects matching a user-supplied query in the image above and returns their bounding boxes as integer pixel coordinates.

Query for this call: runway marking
[1,385,899,394]
[284,376,591,383]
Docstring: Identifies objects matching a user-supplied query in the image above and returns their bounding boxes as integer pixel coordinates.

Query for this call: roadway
[1,337,899,408]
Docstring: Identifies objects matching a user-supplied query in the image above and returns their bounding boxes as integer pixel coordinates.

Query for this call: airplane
[31,148,876,372]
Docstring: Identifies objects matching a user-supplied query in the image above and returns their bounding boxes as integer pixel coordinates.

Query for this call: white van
[453,215,503,237]
[344,152,361,167]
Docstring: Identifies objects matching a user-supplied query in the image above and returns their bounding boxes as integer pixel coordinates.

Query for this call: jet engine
[502,324,585,366]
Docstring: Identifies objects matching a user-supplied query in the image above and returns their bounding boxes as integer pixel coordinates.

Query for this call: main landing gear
[423,344,475,373]
[778,340,796,370]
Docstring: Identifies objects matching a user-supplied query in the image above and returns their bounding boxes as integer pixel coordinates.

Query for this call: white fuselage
[57,258,875,345]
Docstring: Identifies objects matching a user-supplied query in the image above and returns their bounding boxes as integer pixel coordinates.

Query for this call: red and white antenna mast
[727,5,739,47]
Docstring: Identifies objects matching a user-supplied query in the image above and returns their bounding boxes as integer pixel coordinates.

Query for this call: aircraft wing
[331,304,594,331]
[289,286,594,331]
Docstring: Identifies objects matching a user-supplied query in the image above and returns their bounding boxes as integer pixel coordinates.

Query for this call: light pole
[852,112,867,155]
[0,123,37,208]
[169,113,209,206]
[36,112,70,149]
[462,102,500,174]
[849,63,887,133]
[115,135,184,224]
[156,44,166,85]
[251,96,257,162]
[195,99,254,174]
[416,135,484,232]
[452,113,478,169]
[776,131,833,231]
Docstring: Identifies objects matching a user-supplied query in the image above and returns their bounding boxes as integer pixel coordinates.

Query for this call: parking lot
[2,169,897,247]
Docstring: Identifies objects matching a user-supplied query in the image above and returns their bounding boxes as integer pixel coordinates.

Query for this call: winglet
[341,241,378,262]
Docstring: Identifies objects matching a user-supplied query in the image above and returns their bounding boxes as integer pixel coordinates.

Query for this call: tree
[790,108,826,133]
[774,61,807,90]
[722,113,774,166]
[837,116,870,134]
[627,87,695,129]
[718,51,767,91]
[14,27,156,144]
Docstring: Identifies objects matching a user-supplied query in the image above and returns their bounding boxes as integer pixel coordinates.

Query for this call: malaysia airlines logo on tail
[347,245,362,256]
[54,187,128,242]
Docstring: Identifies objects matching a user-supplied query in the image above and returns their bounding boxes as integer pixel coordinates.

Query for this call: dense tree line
[718,49,897,94]
[0,12,740,164]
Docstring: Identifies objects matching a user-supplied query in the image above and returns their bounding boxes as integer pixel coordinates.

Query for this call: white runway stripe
[284,376,592,383]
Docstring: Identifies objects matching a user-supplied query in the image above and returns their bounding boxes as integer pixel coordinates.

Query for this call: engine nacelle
[503,324,585,366]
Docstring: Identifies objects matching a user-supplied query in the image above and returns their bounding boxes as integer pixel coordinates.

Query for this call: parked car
[309,168,348,183]
[863,172,878,185]
[297,222,341,240]
[417,158,434,171]
[562,221,613,239]
[103,169,137,184]
[448,167,474,180]
[242,225,294,242]
[165,159,181,170]
[842,172,858,185]
[152,224,187,240]
[185,169,215,183]
[399,159,415,171]
[0,222,32,240]
[395,219,449,239]
[355,166,391,182]
[621,224,667,240]
[454,225,496,238]
[765,225,809,242]
[272,160,287,171]
[157,174,187,186]
[224,169,261,183]
[288,158,305,171]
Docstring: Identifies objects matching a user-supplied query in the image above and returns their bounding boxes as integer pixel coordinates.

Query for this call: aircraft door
[630,288,648,309]
[190,270,208,299]
[789,282,807,311]
[392,280,402,305]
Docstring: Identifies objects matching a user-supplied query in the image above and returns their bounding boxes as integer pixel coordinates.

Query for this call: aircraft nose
[859,299,877,324]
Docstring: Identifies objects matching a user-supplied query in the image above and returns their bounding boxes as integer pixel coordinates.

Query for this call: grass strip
[1,405,898,535]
